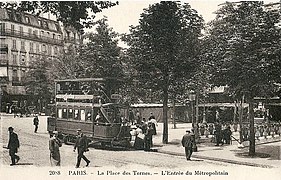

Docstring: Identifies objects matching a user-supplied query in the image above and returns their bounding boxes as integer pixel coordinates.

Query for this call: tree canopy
[124,1,204,143]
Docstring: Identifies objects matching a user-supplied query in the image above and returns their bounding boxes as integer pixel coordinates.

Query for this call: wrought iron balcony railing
[0,28,63,45]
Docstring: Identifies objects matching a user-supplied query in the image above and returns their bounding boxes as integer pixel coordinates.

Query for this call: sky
[93,0,280,34]
[93,0,223,34]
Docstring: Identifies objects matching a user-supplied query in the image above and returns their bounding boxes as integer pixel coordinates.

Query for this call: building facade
[0,8,81,113]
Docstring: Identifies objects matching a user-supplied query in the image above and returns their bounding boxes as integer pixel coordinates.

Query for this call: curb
[156,149,274,168]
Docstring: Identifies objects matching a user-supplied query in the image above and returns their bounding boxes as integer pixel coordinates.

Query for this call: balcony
[0,28,63,46]
[0,44,8,52]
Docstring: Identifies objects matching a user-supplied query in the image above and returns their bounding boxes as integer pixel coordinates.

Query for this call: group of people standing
[242,123,281,141]
[130,112,158,151]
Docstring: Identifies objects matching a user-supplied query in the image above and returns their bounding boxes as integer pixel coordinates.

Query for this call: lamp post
[189,90,198,152]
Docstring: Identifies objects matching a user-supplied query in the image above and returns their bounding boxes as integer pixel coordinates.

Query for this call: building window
[41,31,44,37]
[25,16,30,24]
[0,23,5,33]
[21,41,25,50]
[12,40,17,49]
[11,24,15,34]
[42,44,46,53]
[43,21,48,29]
[55,23,60,31]
[15,13,22,22]
[20,26,23,36]
[7,10,12,20]
[54,46,58,55]
[33,30,38,37]
[21,69,26,79]
[47,32,50,38]
[30,42,34,52]
[28,28,32,36]
[38,20,42,27]
[58,35,61,40]
[12,54,17,65]
[53,33,56,39]
[12,69,18,81]
[36,43,39,53]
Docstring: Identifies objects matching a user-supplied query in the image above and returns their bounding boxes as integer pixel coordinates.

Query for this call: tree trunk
[172,99,176,129]
[248,96,255,156]
[162,86,169,144]
[239,96,244,143]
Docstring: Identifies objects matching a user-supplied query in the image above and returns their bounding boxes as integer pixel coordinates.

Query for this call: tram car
[47,78,132,147]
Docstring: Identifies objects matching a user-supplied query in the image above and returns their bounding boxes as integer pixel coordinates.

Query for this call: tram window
[68,108,73,119]
[62,108,67,119]
[74,109,80,120]
[86,110,92,121]
[81,109,86,121]
[58,109,62,118]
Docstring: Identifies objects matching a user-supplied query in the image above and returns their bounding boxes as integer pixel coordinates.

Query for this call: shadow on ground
[235,145,280,160]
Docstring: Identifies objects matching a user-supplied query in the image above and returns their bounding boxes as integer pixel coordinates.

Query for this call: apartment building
[0,8,81,112]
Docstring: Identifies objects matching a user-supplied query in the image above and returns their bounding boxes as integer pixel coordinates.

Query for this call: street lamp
[189,90,198,152]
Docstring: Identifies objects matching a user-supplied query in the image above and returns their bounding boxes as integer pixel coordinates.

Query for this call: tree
[23,56,54,111]
[0,1,118,32]
[124,2,204,144]
[204,1,281,156]
[51,44,86,80]
[80,17,125,96]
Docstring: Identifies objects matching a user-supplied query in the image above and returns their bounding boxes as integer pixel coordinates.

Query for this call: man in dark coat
[214,123,223,146]
[181,130,194,160]
[73,129,90,168]
[144,123,154,151]
[33,115,39,133]
[7,127,20,166]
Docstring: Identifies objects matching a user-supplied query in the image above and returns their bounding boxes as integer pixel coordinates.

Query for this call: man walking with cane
[7,127,20,166]
[73,129,90,168]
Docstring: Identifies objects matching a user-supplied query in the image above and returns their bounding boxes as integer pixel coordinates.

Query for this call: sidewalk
[153,123,281,168]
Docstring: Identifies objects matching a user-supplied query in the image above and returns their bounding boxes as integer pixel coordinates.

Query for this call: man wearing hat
[181,130,194,161]
[7,127,20,165]
[73,129,90,168]
[49,131,62,166]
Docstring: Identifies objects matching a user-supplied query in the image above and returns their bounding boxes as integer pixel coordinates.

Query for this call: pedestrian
[214,123,223,146]
[7,127,20,166]
[73,129,90,168]
[233,122,238,132]
[49,131,62,166]
[129,109,135,125]
[181,130,194,161]
[208,123,214,135]
[149,118,157,135]
[33,115,39,133]
[136,110,141,125]
[148,112,156,120]
[259,125,264,137]
[200,124,205,136]
[223,126,232,144]
[144,122,154,151]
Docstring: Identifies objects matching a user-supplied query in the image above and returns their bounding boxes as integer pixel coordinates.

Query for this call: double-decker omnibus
[47,78,131,147]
